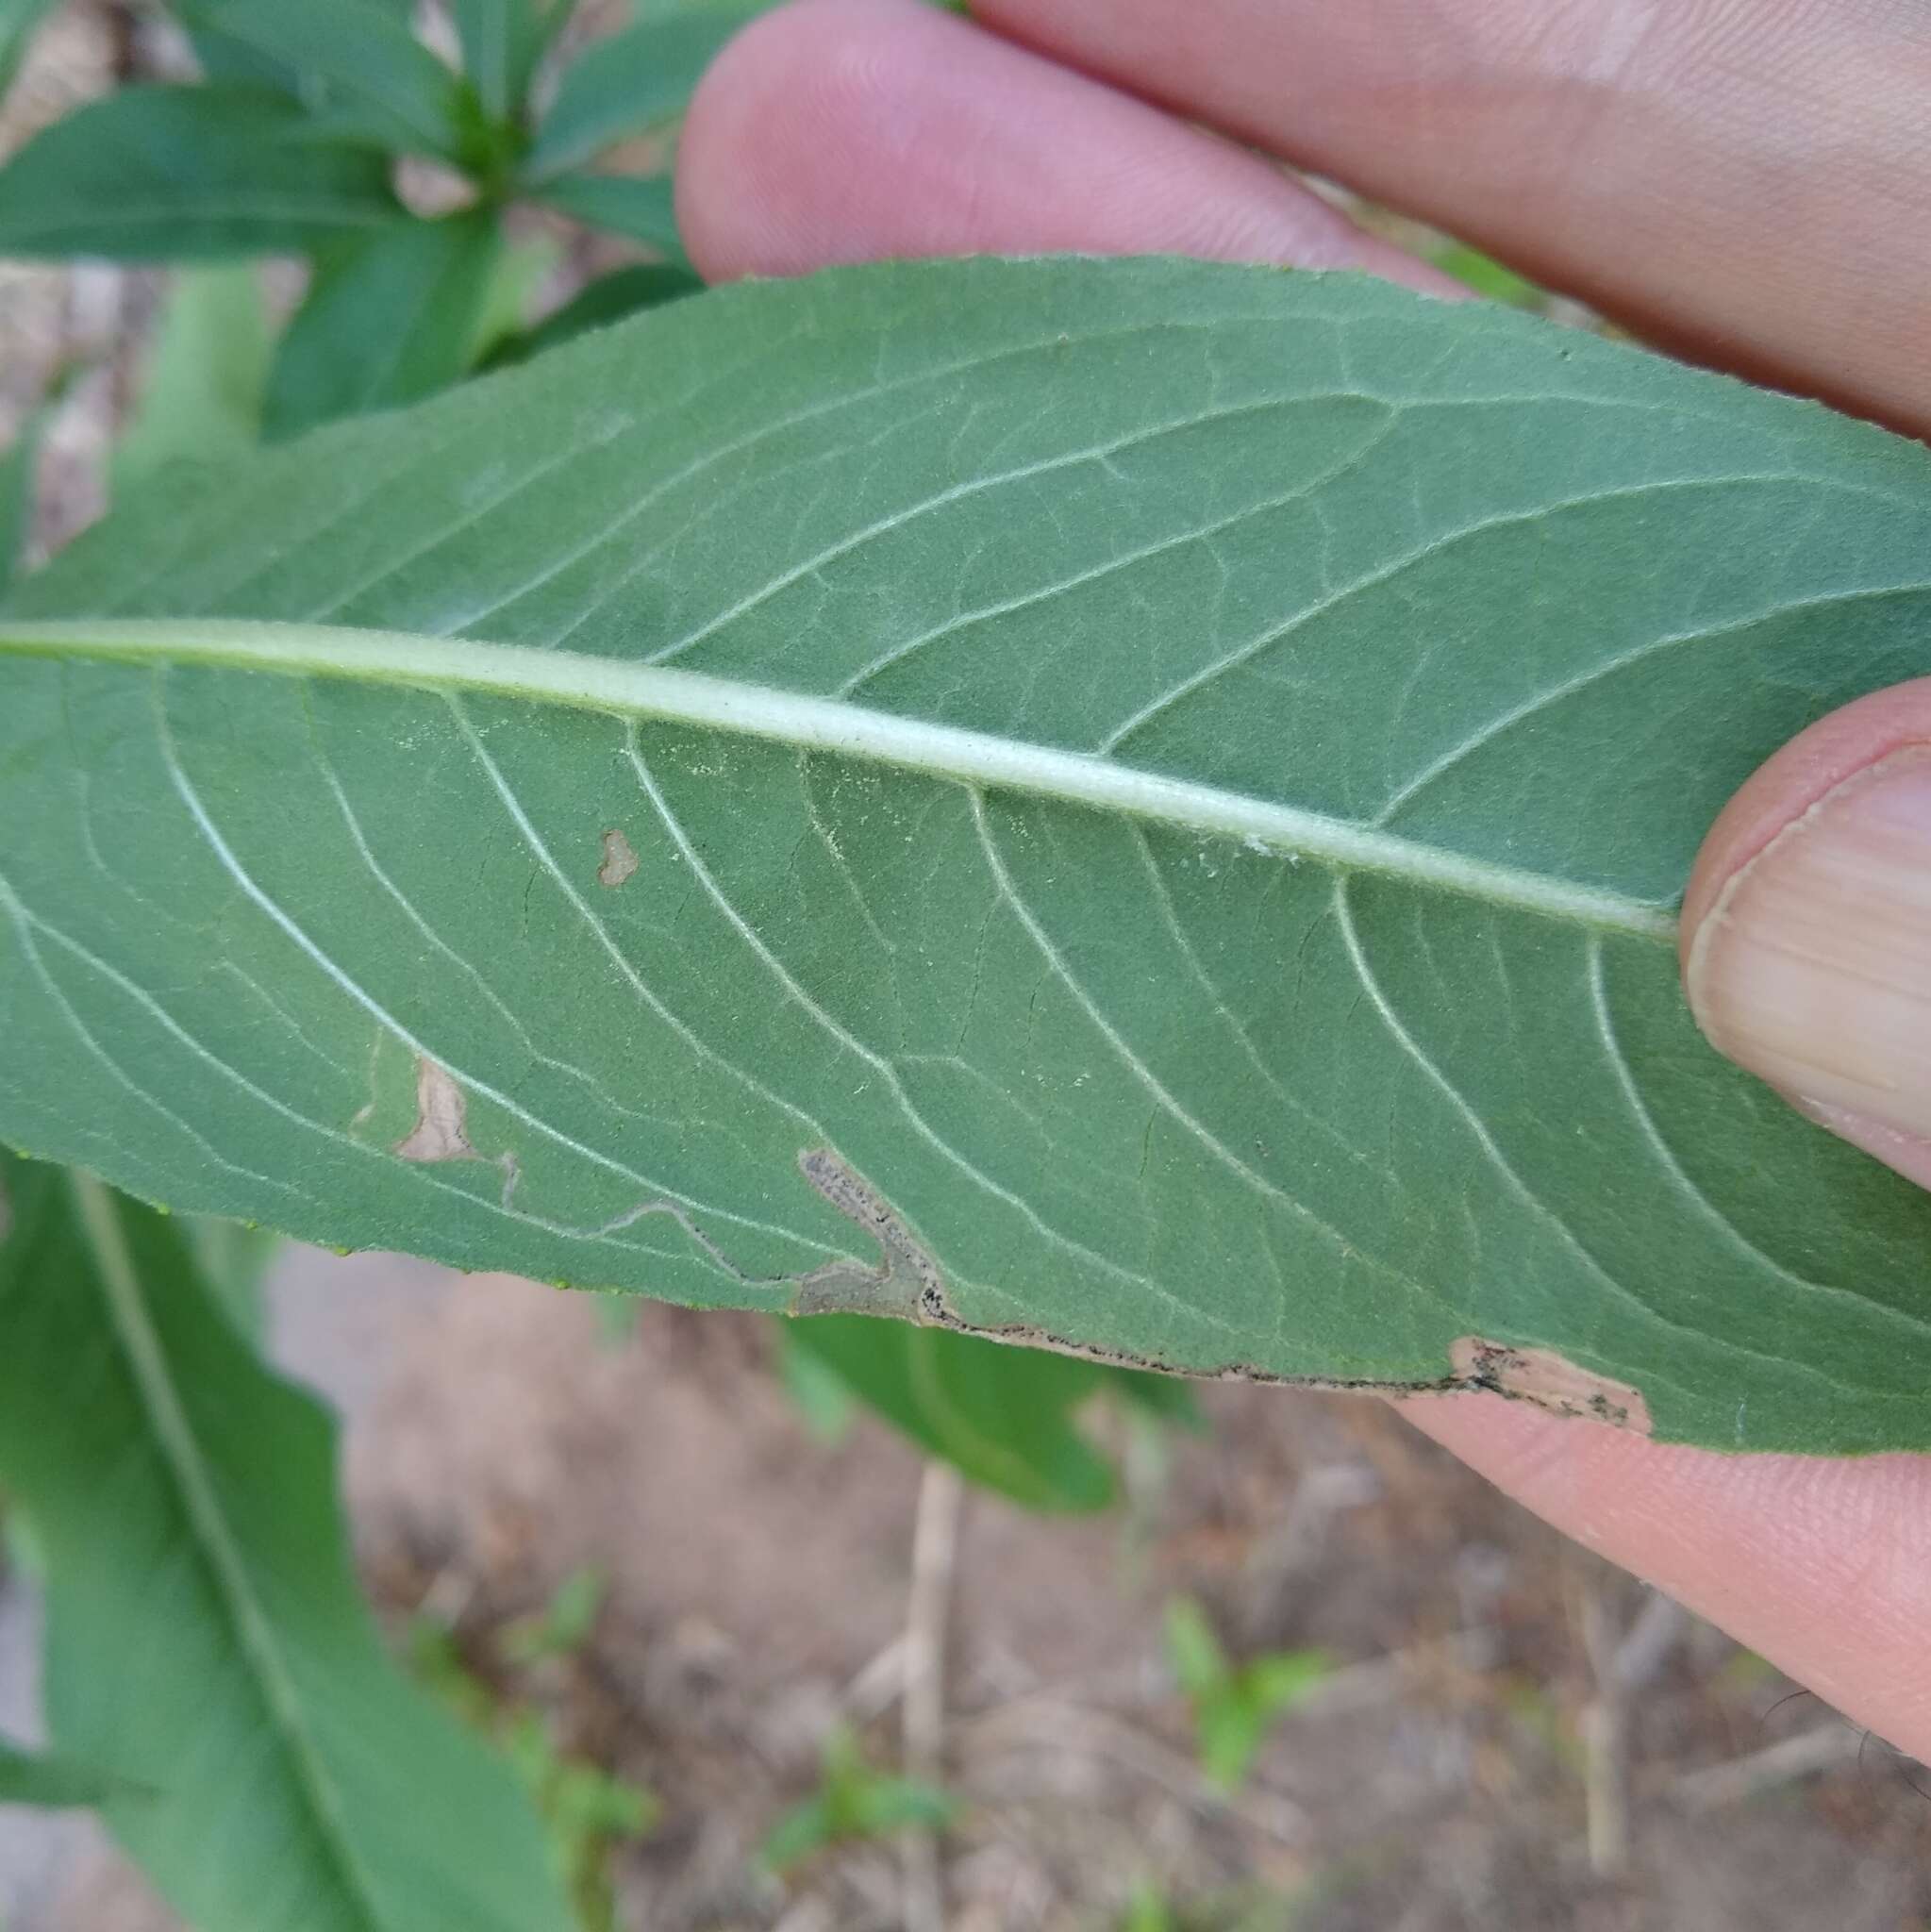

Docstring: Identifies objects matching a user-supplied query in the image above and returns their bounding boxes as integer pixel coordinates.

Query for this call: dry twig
[901,1462,964,1932]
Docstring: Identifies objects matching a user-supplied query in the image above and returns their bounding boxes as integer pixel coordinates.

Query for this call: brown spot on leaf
[394,1057,475,1163]
[598,828,640,889]
[1450,1337,1653,1433]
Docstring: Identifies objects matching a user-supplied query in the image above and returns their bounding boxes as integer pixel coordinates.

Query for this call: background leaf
[0,1151,574,1932]
[784,1316,1118,1511]
[0,1735,131,1809]
[110,266,272,497]
[264,211,504,441]
[530,170,684,258]
[482,261,703,368]
[200,0,470,162]
[526,7,764,177]
[172,0,419,101]
[6,259,1931,1453]
[0,85,398,258]
[452,0,558,122]
[187,1210,281,1339]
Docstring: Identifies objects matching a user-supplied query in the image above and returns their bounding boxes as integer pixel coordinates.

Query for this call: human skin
[675,0,1931,1758]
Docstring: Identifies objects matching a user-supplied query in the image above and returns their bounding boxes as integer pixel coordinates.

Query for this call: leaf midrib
[0,616,1679,941]
[68,1169,387,1929]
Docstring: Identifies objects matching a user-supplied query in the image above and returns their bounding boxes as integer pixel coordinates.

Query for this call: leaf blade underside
[5,257,1931,1453]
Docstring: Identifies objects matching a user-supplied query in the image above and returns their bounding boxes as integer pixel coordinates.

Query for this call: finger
[676,0,1457,291]
[1401,1391,1931,1762]
[1682,677,1931,1191]
[971,0,1931,436]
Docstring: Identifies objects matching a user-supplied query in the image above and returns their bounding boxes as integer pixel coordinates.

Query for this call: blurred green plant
[408,1567,658,1932]
[1164,1596,1333,1793]
[1122,1879,1183,1932]
[0,0,776,443]
[1119,1876,1309,1932]
[760,1724,959,1874]
[502,1563,608,1665]
[1433,240,1545,309]
[778,1312,1205,1512]
[0,1150,573,1930]
[1499,1670,1586,1774]
[0,1736,135,1809]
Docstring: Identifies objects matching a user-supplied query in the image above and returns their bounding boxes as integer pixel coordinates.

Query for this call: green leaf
[774,1321,859,1441]
[0,1734,131,1809]
[530,170,684,258]
[0,1152,574,1931]
[452,0,558,122]
[111,266,272,498]
[500,1564,606,1664]
[483,261,702,369]
[179,25,306,93]
[1163,1597,1230,1706]
[1165,1599,1330,1791]
[264,211,504,441]
[1105,1363,1206,1431]
[761,1727,956,1871]
[5,258,1931,1454]
[786,1315,1117,1511]
[173,0,422,103]
[202,0,469,162]
[467,232,567,367]
[1122,1881,1181,1932]
[0,0,59,103]
[0,85,398,259]
[526,7,764,177]
[187,1210,280,1339]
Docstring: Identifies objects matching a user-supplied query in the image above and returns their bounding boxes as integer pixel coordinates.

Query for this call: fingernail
[1686,747,1931,1139]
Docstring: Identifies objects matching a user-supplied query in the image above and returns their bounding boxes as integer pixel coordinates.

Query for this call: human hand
[676,0,1931,1759]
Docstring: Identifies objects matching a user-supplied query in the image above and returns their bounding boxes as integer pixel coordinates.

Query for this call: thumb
[1683,677,1931,1189]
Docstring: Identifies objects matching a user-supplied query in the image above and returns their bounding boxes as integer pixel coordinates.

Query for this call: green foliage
[1434,242,1545,309]
[6,260,1931,1449]
[0,0,752,442]
[0,84,399,258]
[0,1150,572,1930]
[484,262,705,368]
[0,1735,135,1809]
[530,171,686,257]
[785,1314,1176,1511]
[110,266,272,495]
[760,1725,957,1873]
[1164,1598,1331,1793]
[185,1210,281,1340]
[1119,1882,1307,1932]
[452,0,564,124]
[1123,1883,1182,1932]
[527,7,767,177]
[501,1564,608,1666]
[265,211,505,440]
[776,1323,862,1441]
[407,1589,658,1932]
[199,0,473,163]
[504,1712,658,1932]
